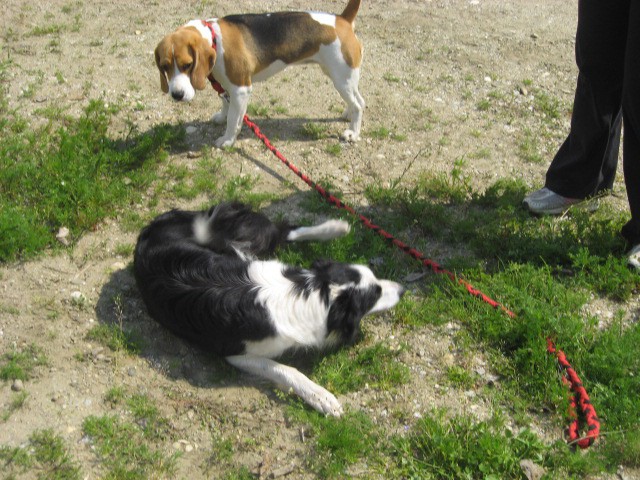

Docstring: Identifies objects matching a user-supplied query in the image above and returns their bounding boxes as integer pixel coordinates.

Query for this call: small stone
[127,367,137,377]
[520,459,545,480]
[369,257,384,267]
[11,379,24,392]
[185,126,198,135]
[70,291,86,304]
[187,151,202,159]
[404,271,426,283]
[56,227,70,246]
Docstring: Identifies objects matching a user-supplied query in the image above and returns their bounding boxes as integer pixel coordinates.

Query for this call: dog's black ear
[327,285,382,344]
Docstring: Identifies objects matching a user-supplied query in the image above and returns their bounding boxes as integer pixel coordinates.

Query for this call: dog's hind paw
[321,219,351,238]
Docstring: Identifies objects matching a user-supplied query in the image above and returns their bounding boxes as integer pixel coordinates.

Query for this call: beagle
[154,0,364,148]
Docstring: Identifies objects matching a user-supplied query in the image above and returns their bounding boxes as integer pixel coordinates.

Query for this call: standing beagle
[154,0,364,148]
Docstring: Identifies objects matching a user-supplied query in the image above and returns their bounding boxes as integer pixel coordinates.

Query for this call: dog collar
[202,20,225,95]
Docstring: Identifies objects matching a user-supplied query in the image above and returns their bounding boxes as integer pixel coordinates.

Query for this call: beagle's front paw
[340,129,360,143]
[215,135,236,148]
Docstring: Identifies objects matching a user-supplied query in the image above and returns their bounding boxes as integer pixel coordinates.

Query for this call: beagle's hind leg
[286,219,351,242]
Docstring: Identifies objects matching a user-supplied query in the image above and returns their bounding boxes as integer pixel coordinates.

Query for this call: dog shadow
[95,264,326,401]
[161,114,350,154]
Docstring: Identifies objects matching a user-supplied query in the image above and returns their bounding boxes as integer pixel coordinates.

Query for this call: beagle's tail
[340,0,361,24]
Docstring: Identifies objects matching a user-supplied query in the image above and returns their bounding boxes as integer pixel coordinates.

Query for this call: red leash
[201,26,599,447]
[243,115,600,447]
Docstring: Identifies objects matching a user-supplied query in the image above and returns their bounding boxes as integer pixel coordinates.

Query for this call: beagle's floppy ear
[154,39,170,93]
[190,35,216,90]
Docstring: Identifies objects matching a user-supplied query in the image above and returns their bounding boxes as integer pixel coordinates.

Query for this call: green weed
[287,408,379,478]
[300,122,328,140]
[82,415,178,479]
[86,324,143,354]
[312,342,410,394]
[2,391,28,421]
[0,344,48,381]
[0,429,81,480]
[393,411,546,478]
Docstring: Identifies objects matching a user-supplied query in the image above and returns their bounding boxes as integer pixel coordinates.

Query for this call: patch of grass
[518,128,544,163]
[368,126,406,141]
[0,344,48,381]
[476,98,491,111]
[312,342,410,394]
[0,429,81,480]
[287,408,379,478]
[82,414,178,479]
[383,72,401,83]
[29,24,66,36]
[534,90,562,120]
[113,242,134,257]
[81,389,177,478]
[393,411,546,478]
[446,365,476,389]
[246,103,270,117]
[300,122,328,140]
[2,391,28,421]
[0,66,184,262]
[325,143,342,156]
[86,324,143,354]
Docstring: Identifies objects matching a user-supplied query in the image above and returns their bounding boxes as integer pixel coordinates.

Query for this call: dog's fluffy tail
[340,0,361,24]
[193,202,291,258]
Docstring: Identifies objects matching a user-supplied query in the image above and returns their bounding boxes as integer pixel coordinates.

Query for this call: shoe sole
[523,199,599,215]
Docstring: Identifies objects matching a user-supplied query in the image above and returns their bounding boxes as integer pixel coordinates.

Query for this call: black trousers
[544,0,640,246]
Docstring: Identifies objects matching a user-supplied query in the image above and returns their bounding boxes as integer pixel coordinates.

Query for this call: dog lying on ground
[154,0,364,148]
[133,202,404,416]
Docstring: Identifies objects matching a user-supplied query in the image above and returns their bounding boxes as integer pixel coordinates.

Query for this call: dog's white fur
[154,0,364,148]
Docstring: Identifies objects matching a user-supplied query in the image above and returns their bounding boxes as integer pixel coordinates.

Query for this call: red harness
[202,20,226,95]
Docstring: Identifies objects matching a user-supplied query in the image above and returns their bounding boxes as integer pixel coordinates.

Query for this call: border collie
[133,202,404,416]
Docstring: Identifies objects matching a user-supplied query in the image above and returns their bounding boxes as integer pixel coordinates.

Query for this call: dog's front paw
[215,135,236,148]
[341,129,360,143]
[212,111,227,125]
[304,384,343,417]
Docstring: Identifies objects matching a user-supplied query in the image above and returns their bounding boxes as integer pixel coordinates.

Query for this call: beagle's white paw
[215,135,236,148]
[341,129,360,143]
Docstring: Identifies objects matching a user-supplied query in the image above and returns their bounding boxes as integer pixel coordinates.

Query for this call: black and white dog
[134,202,404,416]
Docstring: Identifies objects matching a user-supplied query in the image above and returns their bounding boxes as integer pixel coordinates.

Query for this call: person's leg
[544,0,629,199]
[621,1,640,252]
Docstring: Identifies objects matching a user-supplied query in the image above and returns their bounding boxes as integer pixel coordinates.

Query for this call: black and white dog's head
[299,260,404,344]
[134,202,405,416]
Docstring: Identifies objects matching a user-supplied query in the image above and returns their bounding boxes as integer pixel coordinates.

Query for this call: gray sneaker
[523,187,598,215]
[628,244,640,271]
